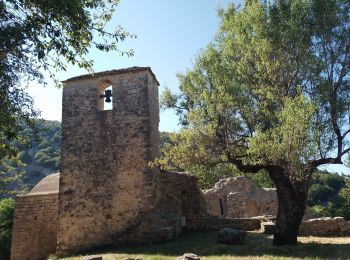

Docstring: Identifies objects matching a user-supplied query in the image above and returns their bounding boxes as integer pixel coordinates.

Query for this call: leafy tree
[312,178,350,220]
[0,0,133,162]
[308,171,346,206]
[0,198,15,259]
[160,0,350,245]
[337,181,350,220]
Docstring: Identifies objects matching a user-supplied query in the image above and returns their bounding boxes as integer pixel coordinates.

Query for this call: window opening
[98,82,113,111]
[219,198,224,215]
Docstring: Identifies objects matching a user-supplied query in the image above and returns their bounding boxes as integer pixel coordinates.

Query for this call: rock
[177,253,200,260]
[82,256,102,260]
[217,227,246,245]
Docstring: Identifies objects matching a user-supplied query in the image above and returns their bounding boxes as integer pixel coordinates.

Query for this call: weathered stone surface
[57,67,162,255]
[82,255,102,260]
[10,190,59,260]
[217,228,246,245]
[177,253,200,260]
[260,217,350,236]
[299,217,350,236]
[194,216,261,231]
[203,176,313,220]
[204,177,277,218]
[110,171,209,246]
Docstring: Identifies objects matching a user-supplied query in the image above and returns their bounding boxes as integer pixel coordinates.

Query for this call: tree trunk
[268,167,308,246]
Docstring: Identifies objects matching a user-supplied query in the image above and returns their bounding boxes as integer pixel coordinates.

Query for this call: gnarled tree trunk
[268,167,308,246]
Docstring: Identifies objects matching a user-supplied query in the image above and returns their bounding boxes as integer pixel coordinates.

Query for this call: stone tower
[57,67,160,255]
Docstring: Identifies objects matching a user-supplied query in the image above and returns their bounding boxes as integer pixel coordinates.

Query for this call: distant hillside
[3,120,61,194]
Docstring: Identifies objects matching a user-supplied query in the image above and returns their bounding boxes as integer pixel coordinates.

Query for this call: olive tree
[160,0,350,245]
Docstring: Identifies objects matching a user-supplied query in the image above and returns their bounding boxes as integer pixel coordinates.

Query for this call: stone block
[177,253,200,260]
[82,256,102,260]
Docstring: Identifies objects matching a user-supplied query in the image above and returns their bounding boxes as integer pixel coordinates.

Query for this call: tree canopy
[160,0,350,245]
[0,0,133,161]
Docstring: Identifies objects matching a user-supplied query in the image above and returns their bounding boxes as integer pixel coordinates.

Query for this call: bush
[0,198,15,260]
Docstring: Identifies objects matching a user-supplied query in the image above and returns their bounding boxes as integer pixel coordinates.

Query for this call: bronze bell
[105,89,112,103]
[100,89,112,103]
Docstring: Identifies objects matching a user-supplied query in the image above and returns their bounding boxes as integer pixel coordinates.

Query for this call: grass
[62,231,350,260]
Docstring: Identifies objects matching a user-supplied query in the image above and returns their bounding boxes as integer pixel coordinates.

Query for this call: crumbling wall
[203,176,312,220]
[10,194,58,260]
[299,217,350,236]
[203,177,278,218]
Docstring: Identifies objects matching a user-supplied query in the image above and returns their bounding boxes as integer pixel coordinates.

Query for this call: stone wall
[108,171,210,245]
[299,217,350,236]
[10,193,58,260]
[262,217,350,236]
[57,67,161,255]
[204,177,278,218]
[204,176,312,220]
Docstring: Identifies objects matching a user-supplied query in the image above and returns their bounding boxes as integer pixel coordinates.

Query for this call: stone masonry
[203,177,278,218]
[57,67,163,255]
[262,217,350,236]
[203,176,313,220]
[11,173,59,260]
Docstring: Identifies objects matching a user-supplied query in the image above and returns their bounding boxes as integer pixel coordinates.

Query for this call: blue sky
[27,0,350,175]
[28,0,233,132]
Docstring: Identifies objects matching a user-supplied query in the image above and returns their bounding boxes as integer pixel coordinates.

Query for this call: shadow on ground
[76,231,350,259]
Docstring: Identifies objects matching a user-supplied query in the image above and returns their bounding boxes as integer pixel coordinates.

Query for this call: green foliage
[308,171,346,206]
[159,0,350,192]
[0,198,15,260]
[159,0,350,243]
[0,0,133,162]
[246,170,275,188]
[311,177,350,220]
[337,181,350,220]
[0,120,61,196]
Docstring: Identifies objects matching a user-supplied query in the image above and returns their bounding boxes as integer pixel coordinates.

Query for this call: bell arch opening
[98,80,113,111]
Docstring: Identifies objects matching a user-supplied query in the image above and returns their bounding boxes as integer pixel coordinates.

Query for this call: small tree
[160,0,350,245]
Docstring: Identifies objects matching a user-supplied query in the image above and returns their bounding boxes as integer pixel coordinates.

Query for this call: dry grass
[62,231,350,260]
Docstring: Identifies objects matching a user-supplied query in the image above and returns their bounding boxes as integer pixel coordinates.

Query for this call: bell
[104,89,112,103]
[99,89,112,103]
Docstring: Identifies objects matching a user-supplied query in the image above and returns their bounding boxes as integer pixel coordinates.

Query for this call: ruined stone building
[203,176,313,220]
[11,66,346,260]
[11,67,211,260]
[204,177,278,219]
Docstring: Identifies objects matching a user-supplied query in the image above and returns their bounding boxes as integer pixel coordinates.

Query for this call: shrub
[0,198,15,260]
